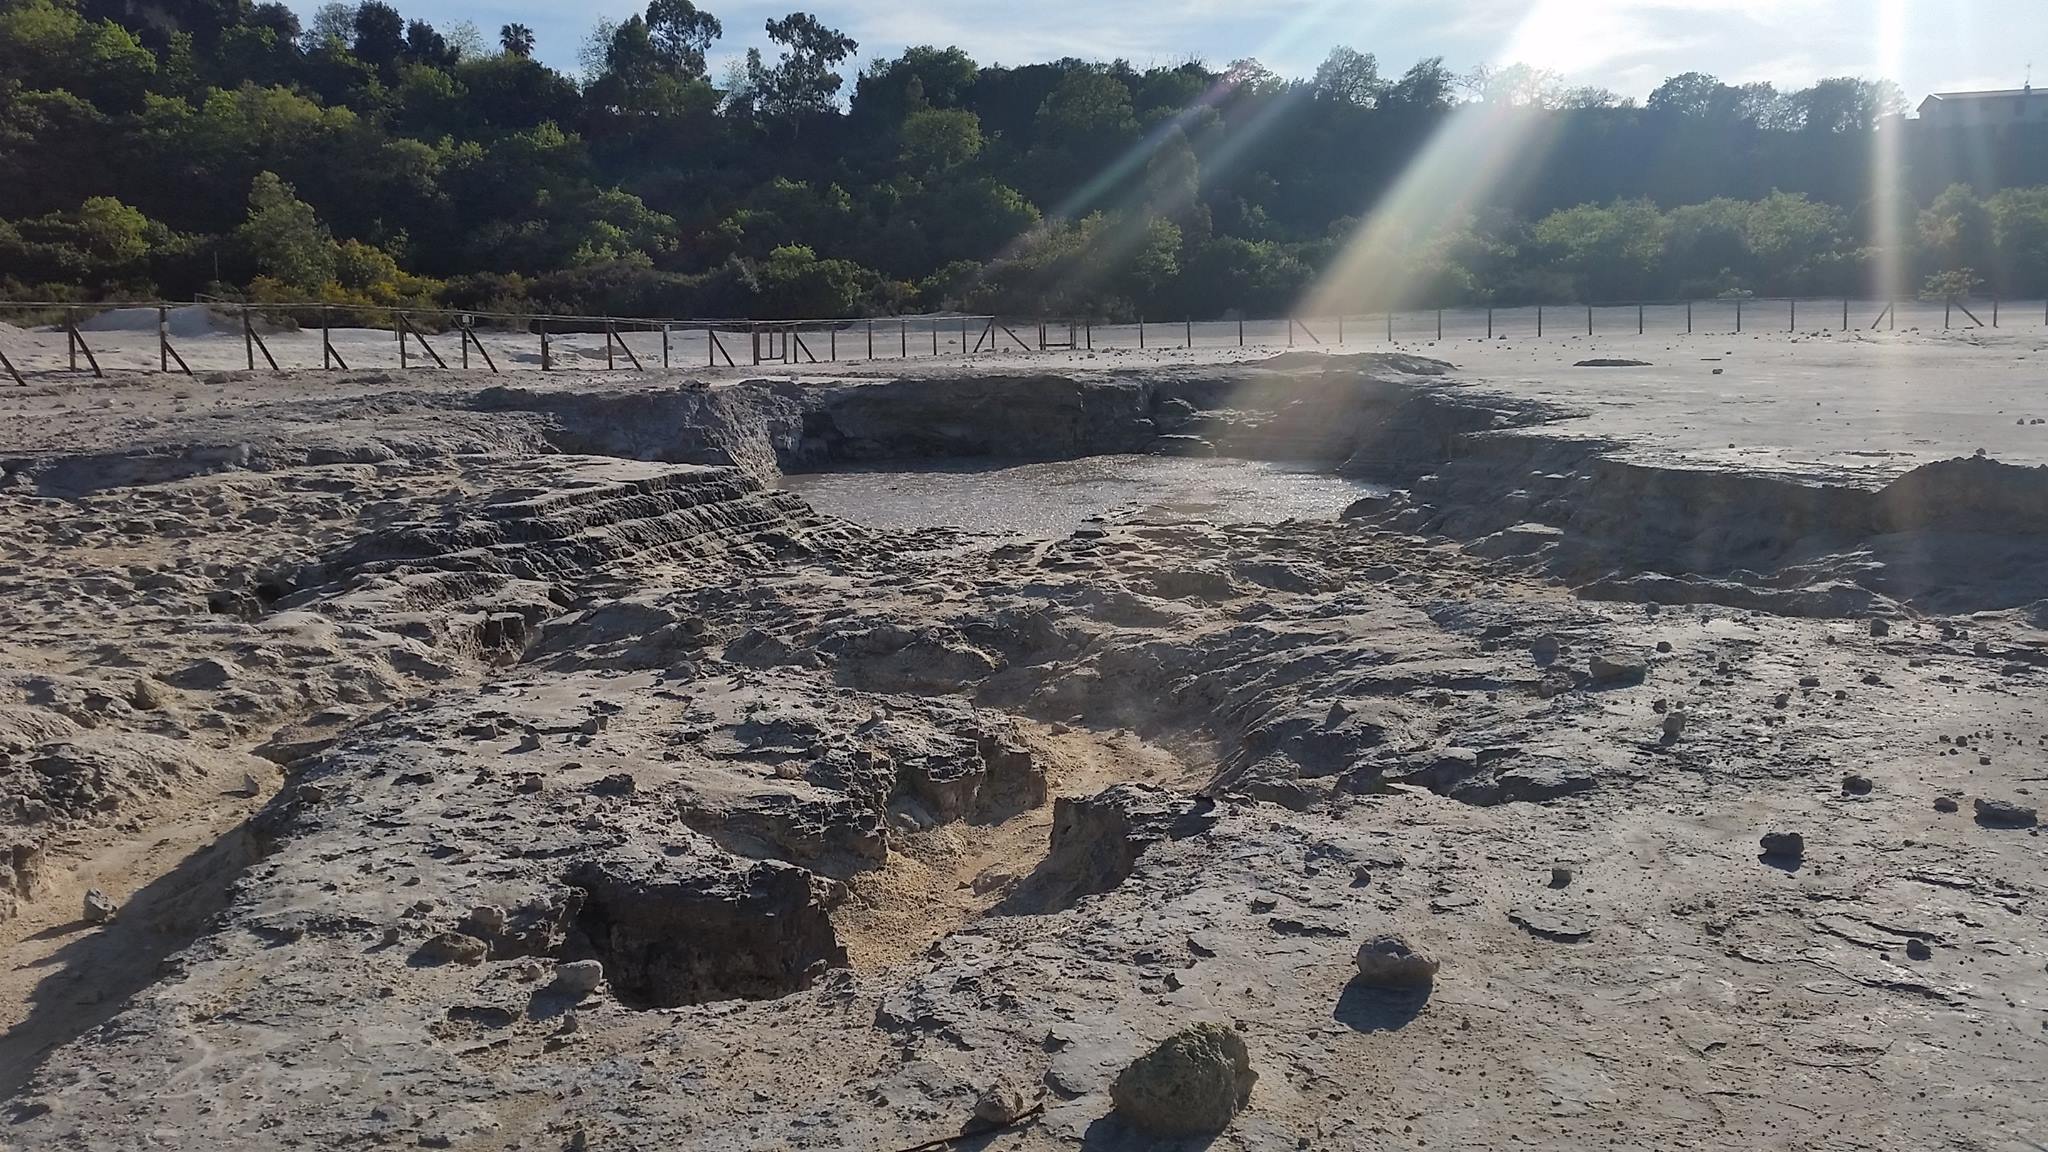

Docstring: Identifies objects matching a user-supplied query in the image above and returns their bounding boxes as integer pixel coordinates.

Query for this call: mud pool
[779,455,1383,536]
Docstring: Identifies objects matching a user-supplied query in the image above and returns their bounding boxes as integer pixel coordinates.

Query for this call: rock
[1353,934,1440,989]
[1151,434,1218,458]
[1110,1023,1257,1137]
[1905,938,1933,961]
[971,1080,1037,1126]
[1759,831,1805,861]
[1588,653,1647,686]
[1549,866,1573,889]
[82,888,117,924]
[415,931,489,966]
[1798,675,1822,688]
[1340,494,1394,520]
[552,959,605,998]
[1973,798,2039,828]
[1507,906,1593,942]
[1869,618,1890,637]
[1841,774,1874,796]
[129,678,169,711]
[590,773,636,796]
[1041,785,1217,900]
[1933,795,1960,813]
[238,772,263,797]
[464,905,507,937]
[1661,710,1688,739]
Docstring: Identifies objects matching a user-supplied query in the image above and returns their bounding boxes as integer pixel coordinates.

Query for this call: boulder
[1973,798,2039,828]
[1110,1024,1256,1137]
[1353,934,1439,989]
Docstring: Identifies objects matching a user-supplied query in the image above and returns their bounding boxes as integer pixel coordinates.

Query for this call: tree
[853,45,978,125]
[1797,77,1905,134]
[404,20,456,67]
[1918,184,1994,276]
[1383,57,1455,113]
[1311,47,1381,108]
[304,2,353,49]
[1648,72,1735,119]
[645,0,720,79]
[237,171,334,290]
[351,1,405,69]
[745,12,856,123]
[899,106,981,173]
[500,23,534,57]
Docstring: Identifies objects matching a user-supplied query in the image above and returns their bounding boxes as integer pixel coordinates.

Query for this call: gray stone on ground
[1588,653,1647,685]
[81,888,116,924]
[1759,831,1805,860]
[1353,934,1440,988]
[1973,798,2038,828]
[553,959,605,998]
[1110,1023,1257,1137]
[415,931,489,965]
[970,1080,1036,1127]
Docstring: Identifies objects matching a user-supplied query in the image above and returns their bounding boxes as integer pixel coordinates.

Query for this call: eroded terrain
[0,351,2043,1150]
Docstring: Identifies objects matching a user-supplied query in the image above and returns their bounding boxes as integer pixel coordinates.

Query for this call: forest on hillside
[4,0,2048,321]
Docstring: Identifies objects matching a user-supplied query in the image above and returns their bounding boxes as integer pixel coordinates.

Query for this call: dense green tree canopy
[4,0,2047,319]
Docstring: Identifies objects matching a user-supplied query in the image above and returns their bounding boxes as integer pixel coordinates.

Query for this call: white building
[1918,86,2048,127]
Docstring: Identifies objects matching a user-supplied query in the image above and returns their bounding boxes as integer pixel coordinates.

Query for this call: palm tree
[499,23,535,58]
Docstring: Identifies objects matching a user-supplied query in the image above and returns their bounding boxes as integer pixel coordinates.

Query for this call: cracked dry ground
[0,360,2043,1152]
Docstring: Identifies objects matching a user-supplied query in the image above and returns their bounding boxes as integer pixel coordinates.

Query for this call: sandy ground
[0,351,2041,1150]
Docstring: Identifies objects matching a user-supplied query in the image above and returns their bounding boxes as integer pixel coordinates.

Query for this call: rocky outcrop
[570,854,846,1008]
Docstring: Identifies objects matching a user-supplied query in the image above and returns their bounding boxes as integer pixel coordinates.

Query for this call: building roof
[1924,88,2038,102]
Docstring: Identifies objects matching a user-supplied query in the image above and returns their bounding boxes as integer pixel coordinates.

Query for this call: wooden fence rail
[0,298,2037,382]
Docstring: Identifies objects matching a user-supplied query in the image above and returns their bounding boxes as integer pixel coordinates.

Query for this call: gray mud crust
[0,350,2042,1151]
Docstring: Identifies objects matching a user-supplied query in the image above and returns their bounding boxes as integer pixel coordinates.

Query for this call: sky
[322,0,2048,103]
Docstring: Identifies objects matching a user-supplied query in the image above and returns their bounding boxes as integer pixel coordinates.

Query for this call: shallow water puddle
[780,455,1382,537]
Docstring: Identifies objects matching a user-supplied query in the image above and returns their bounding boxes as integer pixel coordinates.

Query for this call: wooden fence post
[540,319,551,371]
[1586,305,1593,336]
[662,323,671,369]
[1736,299,1743,332]
[69,307,78,372]
[1138,317,1146,350]
[159,306,169,372]
[1437,309,1443,341]
[1637,303,1644,335]
[867,319,874,360]
[899,318,907,358]
[1842,299,1849,331]
[1487,308,1493,339]
[1790,298,1796,331]
[1537,305,1544,337]
[1185,317,1192,349]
